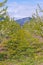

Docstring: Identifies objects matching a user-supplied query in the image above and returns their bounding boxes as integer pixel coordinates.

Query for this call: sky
[1,0,43,19]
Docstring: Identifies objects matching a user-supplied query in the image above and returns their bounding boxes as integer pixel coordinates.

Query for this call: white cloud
[7,2,43,19]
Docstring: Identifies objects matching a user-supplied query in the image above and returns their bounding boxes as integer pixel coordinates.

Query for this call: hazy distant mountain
[16,17,32,25]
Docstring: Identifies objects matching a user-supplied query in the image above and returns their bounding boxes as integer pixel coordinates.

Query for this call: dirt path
[33,34,43,43]
[38,63,43,65]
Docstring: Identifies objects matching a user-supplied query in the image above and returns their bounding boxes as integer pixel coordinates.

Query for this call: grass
[0,56,43,65]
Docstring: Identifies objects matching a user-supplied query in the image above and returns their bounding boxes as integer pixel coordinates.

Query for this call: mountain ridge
[16,17,32,25]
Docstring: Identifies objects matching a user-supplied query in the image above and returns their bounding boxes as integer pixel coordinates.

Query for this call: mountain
[16,17,32,25]
[0,17,5,21]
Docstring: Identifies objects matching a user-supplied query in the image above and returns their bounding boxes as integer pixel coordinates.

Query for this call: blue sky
[1,0,43,19]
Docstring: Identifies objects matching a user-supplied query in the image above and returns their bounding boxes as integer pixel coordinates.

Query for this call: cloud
[7,1,43,19]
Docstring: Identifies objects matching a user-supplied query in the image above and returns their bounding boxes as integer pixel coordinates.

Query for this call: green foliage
[23,17,43,37]
[0,0,8,20]
[0,3,43,65]
[0,0,7,7]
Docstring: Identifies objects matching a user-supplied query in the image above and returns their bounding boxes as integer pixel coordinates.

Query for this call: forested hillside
[0,0,43,65]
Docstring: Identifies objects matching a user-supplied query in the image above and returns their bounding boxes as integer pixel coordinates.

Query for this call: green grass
[0,56,43,65]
